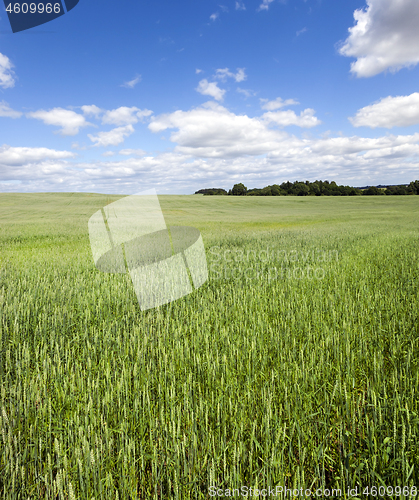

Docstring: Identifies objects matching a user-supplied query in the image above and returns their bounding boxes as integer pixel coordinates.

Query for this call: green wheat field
[0,193,418,499]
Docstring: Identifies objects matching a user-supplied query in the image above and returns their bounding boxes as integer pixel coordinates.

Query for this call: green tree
[385,185,408,195]
[363,186,384,195]
[231,183,248,196]
[261,186,272,196]
[408,180,419,194]
[270,185,282,196]
[291,182,310,196]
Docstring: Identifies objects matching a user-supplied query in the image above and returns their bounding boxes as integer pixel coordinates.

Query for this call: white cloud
[349,93,419,128]
[0,53,16,89]
[102,107,153,126]
[215,67,247,82]
[137,109,154,121]
[149,101,320,158]
[81,105,103,117]
[235,1,246,10]
[3,129,419,194]
[3,98,419,193]
[219,5,229,13]
[149,101,287,158]
[0,145,75,165]
[309,133,419,157]
[262,108,321,128]
[0,101,22,119]
[339,0,419,77]
[121,74,142,89]
[119,148,146,156]
[196,69,203,74]
[195,79,226,101]
[102,107,138,126]
[88,125,135,147]
[26,108,91,136]
[258,0,274,11]
[260,97,299,110]
[210,12,219,21]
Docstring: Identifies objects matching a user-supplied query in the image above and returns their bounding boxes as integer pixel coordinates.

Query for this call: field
[0,193,418,499]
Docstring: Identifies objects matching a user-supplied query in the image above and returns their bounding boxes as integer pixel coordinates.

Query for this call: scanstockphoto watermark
[208,246,339,264]
[209,485,418,498]
[208,246,338,281]
[209,485,345,497]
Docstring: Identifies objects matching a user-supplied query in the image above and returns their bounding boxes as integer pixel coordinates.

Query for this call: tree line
[195,180,419,196]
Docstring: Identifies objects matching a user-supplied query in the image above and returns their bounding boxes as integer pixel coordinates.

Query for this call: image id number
[6,3,61,14]
[363,486,417,497]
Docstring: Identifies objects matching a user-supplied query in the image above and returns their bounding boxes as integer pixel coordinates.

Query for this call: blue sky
[1,0,419,194]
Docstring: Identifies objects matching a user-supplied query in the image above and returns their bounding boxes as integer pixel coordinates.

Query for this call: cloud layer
[1,93,418,193]
[2,127,418,193]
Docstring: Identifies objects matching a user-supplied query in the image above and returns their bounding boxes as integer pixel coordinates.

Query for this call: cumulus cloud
[339,0,419,77]
[121,74,142,89]
[148,101,320,159]
[88,125,135,147]
[196,69,203,74]
[349,93,419,128]
[0,145,75,165]
[0,101,22,119]
[195,79,226,101]
[236,1,246,10]
[102,107,153,126]
[215,67,247,82]
[210,12,219,21]
[148,101,320,158]
[260,97,299,111]
[262,108,321,128]
[81,105,103,117]
[149,101,289,158]
[26,108,91,136]
[0,53,16,89]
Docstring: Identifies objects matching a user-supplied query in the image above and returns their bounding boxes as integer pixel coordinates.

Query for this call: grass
[0,193,418,498]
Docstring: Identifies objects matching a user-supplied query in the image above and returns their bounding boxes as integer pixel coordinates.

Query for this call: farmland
[0,193,418,498]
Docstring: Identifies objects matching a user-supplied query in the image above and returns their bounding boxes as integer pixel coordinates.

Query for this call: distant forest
[195,180,419,196]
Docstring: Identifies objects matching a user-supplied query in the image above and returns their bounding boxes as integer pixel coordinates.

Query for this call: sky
[1,0,419,194]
